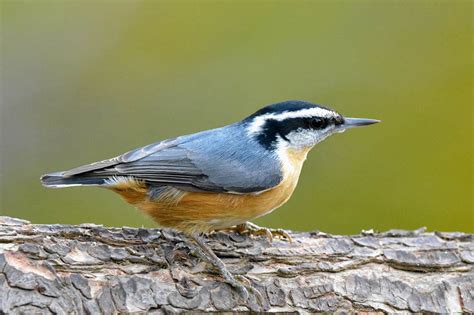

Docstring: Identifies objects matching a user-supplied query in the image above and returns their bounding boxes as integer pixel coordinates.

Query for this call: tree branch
[0,216,472,313]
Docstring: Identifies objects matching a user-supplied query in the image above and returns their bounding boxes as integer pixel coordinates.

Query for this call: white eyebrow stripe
[247,107,336,134]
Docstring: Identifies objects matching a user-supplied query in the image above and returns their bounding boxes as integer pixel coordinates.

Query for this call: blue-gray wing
[62,125,283,193]
[63,138,179,176]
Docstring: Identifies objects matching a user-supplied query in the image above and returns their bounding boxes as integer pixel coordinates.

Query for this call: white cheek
[285,128,332,149]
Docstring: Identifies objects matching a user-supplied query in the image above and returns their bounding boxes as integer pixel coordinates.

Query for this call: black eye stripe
[309,117,326,129]
[253,116,334,149]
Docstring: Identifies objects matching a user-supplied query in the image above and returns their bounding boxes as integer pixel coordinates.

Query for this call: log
[0,216,472,314]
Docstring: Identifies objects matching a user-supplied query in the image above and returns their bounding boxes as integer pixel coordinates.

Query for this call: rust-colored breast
[110,147,310,234]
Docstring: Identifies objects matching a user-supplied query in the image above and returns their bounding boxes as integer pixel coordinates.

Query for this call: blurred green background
[1,0,472,234]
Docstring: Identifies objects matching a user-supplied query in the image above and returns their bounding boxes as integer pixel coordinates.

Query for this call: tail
[40,172,107,188]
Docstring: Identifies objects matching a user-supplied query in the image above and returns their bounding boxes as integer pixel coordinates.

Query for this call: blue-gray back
[61,123,283,193]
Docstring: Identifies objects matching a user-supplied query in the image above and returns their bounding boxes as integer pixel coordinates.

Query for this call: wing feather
[63,138,178,176]
[60,125,283,193]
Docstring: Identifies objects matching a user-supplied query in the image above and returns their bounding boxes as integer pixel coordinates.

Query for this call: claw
[225,276,250,301]
[226,222,293,242]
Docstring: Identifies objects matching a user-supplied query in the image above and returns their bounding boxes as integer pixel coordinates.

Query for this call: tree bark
[0,216,472,314]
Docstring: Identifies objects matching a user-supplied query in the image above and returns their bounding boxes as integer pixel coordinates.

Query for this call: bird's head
[244,100,379,151]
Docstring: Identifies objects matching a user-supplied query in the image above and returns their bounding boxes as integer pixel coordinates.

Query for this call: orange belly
[110,147,310,234]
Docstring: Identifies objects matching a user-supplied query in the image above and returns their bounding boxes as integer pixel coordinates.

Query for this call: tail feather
[41,172,107,188]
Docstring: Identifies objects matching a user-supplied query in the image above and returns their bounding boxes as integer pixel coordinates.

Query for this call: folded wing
[41,126,283,194]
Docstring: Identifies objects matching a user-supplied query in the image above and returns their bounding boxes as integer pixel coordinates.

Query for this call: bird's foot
[219,272,264,303]
[229,222,293,242]
[190,234,263,302]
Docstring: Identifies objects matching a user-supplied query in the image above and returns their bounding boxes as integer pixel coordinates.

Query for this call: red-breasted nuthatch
[41,100,379,298]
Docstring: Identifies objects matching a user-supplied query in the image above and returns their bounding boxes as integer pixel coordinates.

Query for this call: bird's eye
[309,118,326,129]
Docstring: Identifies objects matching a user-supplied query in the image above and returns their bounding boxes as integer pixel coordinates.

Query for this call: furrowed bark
[0,216,472,313]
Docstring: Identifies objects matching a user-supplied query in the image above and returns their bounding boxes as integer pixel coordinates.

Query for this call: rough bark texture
[0,216,472,314]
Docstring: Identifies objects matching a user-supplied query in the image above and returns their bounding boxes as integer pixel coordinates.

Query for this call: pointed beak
[342,117,380,129]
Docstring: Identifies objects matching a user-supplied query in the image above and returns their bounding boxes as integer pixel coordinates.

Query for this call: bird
[41,100,379,298]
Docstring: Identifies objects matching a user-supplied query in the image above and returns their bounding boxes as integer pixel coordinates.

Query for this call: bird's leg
[189,234,253,301]
[225,222,293,242]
